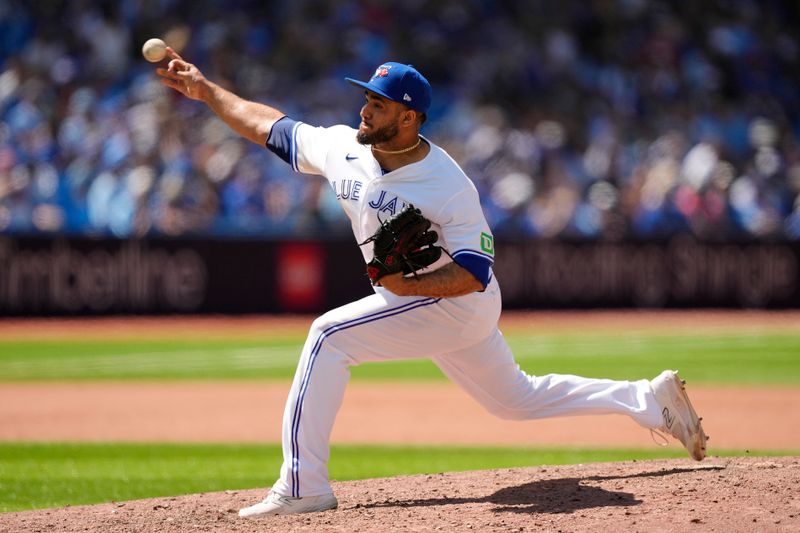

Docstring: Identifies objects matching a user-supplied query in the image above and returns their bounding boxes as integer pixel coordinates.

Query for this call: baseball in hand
[142,38,167,62]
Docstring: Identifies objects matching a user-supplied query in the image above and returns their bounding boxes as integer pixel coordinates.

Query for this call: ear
[400,109,417,127]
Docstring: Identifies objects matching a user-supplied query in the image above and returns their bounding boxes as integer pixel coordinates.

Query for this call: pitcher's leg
[271,293,478,498]
[432,328,663,428]
[272,334,351,497]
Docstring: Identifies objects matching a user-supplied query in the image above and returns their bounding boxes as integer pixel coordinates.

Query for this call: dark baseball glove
[359,204,442,285]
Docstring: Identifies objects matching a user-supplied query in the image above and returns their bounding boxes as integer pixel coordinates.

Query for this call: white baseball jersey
[263,117,665,499]
[272,119,495,288]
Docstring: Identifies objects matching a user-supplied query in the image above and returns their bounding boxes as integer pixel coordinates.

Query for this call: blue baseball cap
[346,62,432,114]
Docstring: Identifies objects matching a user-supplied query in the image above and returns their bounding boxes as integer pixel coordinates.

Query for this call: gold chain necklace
[371,137,421,155]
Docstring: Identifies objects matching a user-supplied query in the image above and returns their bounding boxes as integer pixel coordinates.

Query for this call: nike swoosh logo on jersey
[346,154,358,161]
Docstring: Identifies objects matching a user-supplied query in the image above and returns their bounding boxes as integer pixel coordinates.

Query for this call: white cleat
[238,491,338,518]
[651,370,708,461]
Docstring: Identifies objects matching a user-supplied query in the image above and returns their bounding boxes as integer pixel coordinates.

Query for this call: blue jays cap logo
[373,66,391,79]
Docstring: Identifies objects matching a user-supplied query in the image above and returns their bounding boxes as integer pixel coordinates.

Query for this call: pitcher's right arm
[156,47,285,146]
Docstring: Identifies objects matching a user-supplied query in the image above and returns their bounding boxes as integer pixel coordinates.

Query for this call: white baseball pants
[270,276,664,497]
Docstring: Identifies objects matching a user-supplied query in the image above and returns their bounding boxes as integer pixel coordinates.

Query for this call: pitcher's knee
[305,315,355,366]
[309,312,338,339]
[307,315,342,350]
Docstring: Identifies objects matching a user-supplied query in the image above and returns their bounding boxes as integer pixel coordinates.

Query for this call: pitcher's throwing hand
[156,47,206,101]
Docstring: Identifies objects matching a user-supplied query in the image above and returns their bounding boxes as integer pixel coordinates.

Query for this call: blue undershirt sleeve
[266,116,300,167]
[451,250,493,289]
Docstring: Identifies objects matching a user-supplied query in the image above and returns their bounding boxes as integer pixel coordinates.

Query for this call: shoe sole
[667,371,708,461]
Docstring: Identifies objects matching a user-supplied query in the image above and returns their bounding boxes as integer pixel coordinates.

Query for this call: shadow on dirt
[362,465,725,515]
[488,477,640,514]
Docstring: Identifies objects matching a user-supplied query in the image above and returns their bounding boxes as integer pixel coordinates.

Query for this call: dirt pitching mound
[3,457,798,532]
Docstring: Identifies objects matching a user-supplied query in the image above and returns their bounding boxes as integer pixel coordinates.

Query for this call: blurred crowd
[1,0,799,240]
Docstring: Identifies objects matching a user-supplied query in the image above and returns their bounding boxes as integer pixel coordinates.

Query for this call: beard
[356,121,399,145]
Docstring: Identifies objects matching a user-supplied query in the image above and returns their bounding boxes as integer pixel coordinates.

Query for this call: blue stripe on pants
[289,297,441,496]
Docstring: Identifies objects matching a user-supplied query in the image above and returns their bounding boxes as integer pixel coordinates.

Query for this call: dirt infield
[2,457,798,532]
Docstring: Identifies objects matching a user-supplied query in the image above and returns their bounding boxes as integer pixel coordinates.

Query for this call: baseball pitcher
[156,50,707,518]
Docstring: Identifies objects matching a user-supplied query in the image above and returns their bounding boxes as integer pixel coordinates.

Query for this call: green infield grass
[0,331,798,383]
[0,442,792,513]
